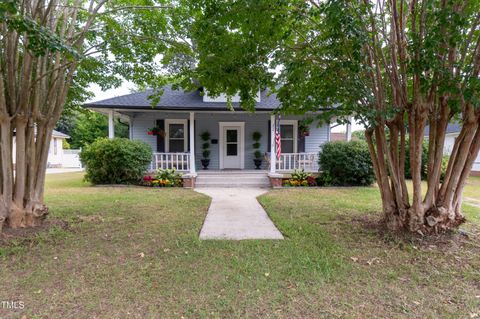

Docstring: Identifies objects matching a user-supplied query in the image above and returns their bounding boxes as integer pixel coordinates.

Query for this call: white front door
[220,123,244,169]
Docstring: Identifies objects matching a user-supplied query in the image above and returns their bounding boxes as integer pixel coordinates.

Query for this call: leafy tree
[352,130,366,142]
[69,111,128,149]
[163,0,480,233]
[0,0,171,230]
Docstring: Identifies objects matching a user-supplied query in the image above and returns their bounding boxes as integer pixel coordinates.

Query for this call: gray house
[85,86,334,187]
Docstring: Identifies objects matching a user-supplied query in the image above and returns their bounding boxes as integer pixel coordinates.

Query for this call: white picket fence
[63,149,82,168]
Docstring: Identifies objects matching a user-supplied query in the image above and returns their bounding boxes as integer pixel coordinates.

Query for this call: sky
[88,83,365,133]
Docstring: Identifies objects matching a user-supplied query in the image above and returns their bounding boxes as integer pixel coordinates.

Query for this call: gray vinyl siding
[305,122,329,153]
[130,111,330,170]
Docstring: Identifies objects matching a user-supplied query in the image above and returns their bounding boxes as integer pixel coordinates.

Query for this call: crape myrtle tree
[171,0,480,233]
[0,0,172,230]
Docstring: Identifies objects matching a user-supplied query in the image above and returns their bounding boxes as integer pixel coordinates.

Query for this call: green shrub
[200,131,211,141]
[316,172,333,186]
[291,169,311,182]
[201,131,211,161]
[284,169,312,187]
[404,138,429,179]
[404,139,448,180]
[252,131,262,159]
[319,141,375,186]
[153,168,183,187]
[81,138,152,184]
[441,155,449,180]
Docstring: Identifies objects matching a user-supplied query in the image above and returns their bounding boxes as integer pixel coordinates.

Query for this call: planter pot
[201,159,210,169]
[253,158,263,169]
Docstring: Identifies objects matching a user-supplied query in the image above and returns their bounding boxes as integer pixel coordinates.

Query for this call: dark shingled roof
[84,86,281,111]
[424,123,462,136]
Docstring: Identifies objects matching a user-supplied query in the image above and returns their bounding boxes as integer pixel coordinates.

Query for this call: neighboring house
[85,86,333,186]
[425,123,480,176]
[13,129,70,168]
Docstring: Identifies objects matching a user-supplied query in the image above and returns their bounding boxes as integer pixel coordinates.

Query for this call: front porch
[104,109,328,187]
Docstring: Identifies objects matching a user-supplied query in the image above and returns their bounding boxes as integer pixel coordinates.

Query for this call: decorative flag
[275,120,281,160]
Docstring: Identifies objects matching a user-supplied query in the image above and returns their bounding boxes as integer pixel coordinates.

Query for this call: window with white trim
[165,119,188,152]
[279,120,297,153]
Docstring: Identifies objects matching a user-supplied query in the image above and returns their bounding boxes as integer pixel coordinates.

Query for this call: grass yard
[1,173,479,318]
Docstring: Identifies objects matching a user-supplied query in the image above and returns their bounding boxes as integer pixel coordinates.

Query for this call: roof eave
[84,104,278,112]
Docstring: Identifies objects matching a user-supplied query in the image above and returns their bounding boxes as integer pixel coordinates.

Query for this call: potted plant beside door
[200,131,211,169]
[252,131,263,169]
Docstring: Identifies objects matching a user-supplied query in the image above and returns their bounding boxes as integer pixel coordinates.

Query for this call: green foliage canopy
[157,0,480,123]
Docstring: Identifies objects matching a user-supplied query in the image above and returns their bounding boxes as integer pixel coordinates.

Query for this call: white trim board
[165,119,188,152]
[279,119,298,153]
[218,122,245,169]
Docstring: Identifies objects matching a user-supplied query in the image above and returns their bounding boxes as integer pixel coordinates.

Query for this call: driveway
[196,187,284,240]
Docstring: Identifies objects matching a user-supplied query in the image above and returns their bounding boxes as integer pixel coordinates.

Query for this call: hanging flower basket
[298,120,310,137]
[147,127,164,136]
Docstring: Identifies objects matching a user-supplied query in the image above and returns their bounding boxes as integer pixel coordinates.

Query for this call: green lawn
[1,173,479,318]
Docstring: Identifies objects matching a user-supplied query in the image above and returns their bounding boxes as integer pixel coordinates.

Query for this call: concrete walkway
[197,188,284,240]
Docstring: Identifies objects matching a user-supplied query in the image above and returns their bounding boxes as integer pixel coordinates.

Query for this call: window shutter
[156,119,165,152]
[298,135,305,153]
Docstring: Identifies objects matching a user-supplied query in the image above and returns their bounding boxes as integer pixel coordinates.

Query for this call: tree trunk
[0,0,105,231]
[364,109,479,233]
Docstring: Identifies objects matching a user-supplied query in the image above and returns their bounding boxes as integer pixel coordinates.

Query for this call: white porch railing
[150,152,190,171]
[275,152,319,172]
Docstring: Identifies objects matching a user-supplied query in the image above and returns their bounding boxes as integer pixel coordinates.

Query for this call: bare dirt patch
[0,218,71,247]
[351,214,480,253]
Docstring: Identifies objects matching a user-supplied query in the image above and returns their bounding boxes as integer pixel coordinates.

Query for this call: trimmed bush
[81,138,152,184]
[318,141,375,186]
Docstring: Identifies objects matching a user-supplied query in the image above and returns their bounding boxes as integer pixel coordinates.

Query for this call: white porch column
[346,116,352,141]
[270,114,276,174]
[108,109,115,139]
[189,112,196,175]
[128,115,133,140]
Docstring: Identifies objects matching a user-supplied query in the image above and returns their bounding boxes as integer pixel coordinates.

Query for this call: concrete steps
[195,171,270,188]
